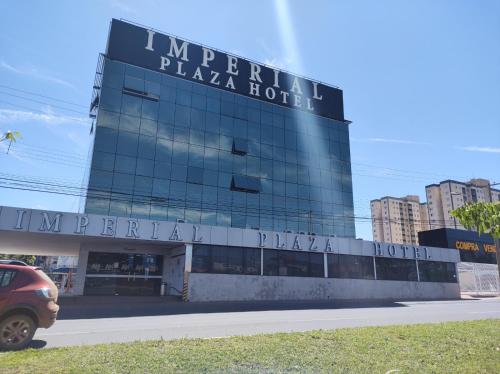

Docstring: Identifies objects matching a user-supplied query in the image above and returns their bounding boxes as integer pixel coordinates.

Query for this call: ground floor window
[375,257,418,281]
[328,254,374,280]
[191,245,457,283]
[86,252,162,276]
[192,245,260,275]
[418,261,457,283]
[263,250,324,277]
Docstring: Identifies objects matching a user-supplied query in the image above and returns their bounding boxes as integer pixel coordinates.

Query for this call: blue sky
[0,0,498,240]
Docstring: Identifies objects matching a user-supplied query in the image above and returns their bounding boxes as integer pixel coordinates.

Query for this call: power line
[351,162,481,182]
[0,166,434,212]
[0,151,87,169]
[4,143,485,187]
[0,84,88,109]
[0,171,83,187]
[0,85,489,183]
[0,91,88,116]
[0,99,91,124]
[0,90,493,184]
[11,143,87,161]
[0,175,461,226]
[5,147,87,164]
[1,141,497,208]
[0,182,447,227]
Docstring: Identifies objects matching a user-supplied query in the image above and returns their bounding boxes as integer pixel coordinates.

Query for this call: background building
[370,195,429,245]
[426,179,500,230]
[370,178,499,243]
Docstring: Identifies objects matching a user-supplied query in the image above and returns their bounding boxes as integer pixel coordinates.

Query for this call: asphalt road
[33,298,500,348]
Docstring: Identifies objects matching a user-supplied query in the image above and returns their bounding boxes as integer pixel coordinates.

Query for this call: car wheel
[0,315,37,351]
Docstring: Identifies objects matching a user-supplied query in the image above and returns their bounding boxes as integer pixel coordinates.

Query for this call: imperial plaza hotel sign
[106,19,346,122]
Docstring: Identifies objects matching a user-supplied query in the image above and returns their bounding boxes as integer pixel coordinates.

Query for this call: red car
[0,262,59,350]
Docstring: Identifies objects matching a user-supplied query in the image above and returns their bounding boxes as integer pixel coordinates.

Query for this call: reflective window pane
[375,258,418,281]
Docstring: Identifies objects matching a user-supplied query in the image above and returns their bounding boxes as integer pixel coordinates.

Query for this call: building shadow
[56,296,415,320]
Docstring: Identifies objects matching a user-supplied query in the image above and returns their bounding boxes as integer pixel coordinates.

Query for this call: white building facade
[0,206,461,301]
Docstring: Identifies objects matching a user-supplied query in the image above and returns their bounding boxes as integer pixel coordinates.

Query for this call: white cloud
[458,146,500,154]
[256,36,295,72]
[0,60,75,90]
[110,0,137,14]
[263,57,293,70]
[0,108,89,126]
[351,137,432,146]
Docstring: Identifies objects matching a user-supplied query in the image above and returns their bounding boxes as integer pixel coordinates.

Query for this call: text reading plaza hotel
[0,19,460,301]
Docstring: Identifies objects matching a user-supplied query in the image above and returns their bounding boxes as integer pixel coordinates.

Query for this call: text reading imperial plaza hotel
[0,20,460,301]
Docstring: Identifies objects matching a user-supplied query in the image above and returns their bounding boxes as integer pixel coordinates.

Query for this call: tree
[0,130,22,153]
[452,202,500,275]
[452,202,500,238]
[0,253,37,265]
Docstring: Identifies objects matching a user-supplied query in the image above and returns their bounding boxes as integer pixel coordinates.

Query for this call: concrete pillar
[182,244,193,301]
[184,243,192,273]
[260,248,264,276]
[72,244,89,296]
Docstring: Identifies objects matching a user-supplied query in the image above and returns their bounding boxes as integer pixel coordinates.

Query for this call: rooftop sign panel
[106,19,345,122]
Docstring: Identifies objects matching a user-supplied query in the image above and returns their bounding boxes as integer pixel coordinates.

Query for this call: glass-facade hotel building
[85,19,355,238]
[0,19,460,301]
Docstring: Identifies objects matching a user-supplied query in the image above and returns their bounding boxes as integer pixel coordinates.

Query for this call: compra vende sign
[455,240,496,253]
[455,240,480,251]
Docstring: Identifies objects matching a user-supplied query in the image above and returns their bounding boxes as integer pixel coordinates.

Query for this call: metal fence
[457,262,499,295]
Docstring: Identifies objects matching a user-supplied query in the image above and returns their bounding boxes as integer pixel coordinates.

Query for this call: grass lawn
[1,319,499,373]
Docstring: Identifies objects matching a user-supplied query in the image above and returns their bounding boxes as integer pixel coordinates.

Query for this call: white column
[260,248,264,276]
[184,243,193,273]
[72,244,89,296]
[323,253,328,278]
[182,244,193,302]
